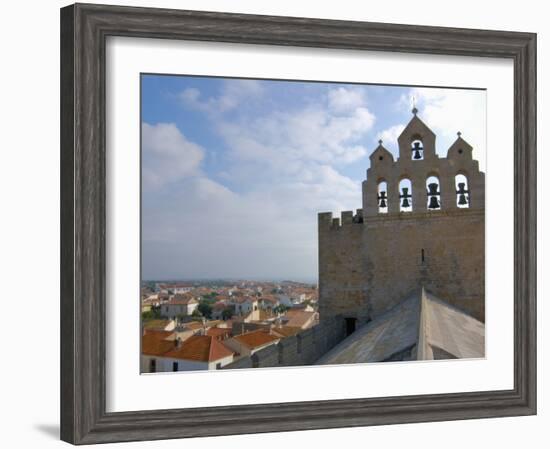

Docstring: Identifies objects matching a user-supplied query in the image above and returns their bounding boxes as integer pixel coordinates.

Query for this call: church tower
[318,109,485,330]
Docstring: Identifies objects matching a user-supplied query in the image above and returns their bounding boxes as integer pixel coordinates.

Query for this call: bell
[378,191,387,209]
[400,187,411,209]
[456,182,469,206]
[428,195,440,209]
[458,194,468,206]
[427,183,439,195]
[412,142,423,160]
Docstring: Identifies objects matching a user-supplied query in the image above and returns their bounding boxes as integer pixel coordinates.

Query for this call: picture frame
[60,3,536,444]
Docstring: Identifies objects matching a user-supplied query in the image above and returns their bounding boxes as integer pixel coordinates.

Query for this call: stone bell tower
[318,108,485,329]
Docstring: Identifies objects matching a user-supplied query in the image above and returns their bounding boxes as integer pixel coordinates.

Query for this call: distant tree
[273,304,289,315]
[141,311,154,321]
[141,306,161,321]
[198,302,213,319]
[191,309,203,319]
[221,307,233,321]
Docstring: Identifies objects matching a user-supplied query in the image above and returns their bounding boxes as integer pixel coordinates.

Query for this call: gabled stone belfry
[318,109,486,335]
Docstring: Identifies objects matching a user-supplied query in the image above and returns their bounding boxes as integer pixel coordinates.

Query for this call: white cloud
[327,86,367,113]
[142,122,204,189]
[142,162,361,281]
[376,124,406,156]
[179,79,264,114]
[218,87,375,173]
[143,84,376,280]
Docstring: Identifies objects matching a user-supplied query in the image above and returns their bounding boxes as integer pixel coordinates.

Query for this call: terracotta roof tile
[141,330,175,356]
[167,295,198,305]
[271,326,301,338]
[164,336,233,362]
[207,327,231,339]
[234,330,280,349]
[284,311,316,328]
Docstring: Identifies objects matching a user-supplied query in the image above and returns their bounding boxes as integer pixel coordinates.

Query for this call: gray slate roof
[316,288,484,365]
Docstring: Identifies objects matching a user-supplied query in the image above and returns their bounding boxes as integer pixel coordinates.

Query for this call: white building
[160,296,199,318]
[277,293,307,307]
[142,335,234,372]
[232,297,258,315]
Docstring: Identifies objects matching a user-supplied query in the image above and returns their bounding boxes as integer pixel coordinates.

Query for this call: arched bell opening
[399,178,413,212]
[411,138,424,160]
[455,174,470,208]
[426,176,441,210]
[377,181,388,214]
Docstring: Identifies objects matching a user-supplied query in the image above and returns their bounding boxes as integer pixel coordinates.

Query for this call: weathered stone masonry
[319,111,485,326]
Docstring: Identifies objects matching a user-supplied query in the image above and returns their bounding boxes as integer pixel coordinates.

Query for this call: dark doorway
[345,318,357,336]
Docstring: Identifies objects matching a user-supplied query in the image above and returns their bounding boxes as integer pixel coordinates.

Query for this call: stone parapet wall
[222,315,346,370]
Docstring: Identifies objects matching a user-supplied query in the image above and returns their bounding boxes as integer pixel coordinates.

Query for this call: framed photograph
[60,3,536,444]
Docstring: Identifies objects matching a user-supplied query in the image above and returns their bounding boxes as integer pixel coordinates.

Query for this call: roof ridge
[207,335,215,361]
[416,286,430,360]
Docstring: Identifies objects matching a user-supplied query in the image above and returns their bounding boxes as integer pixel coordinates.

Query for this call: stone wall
[363,209,485,321]
[318,212,370,326]
[222,315,346,370]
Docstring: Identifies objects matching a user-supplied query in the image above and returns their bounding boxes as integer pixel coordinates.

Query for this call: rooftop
[316,288,484,365]
[163,336,234,362]
[283,310,317,328]
[166,295,198,305]
[234,330,280,349]
[141,330,176,357]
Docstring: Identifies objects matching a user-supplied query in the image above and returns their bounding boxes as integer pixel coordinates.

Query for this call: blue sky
[141,75,486,282]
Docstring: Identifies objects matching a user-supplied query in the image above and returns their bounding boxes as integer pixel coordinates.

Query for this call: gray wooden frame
[60,3,537,445]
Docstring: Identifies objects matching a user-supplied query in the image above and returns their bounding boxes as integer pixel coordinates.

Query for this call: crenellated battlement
[318,209,364,230]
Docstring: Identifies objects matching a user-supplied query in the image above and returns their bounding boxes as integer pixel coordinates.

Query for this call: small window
[377,181,388,213]
[150,359,156,373]
[399,179,413,212]
[172,361,178,372]
[345,318,357,336]
[455,174,470,208]
[216,362,222,369]
[426,176,441,210]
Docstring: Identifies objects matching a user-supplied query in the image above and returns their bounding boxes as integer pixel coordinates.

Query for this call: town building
[141,332,234,372]
[160,295,199,318]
